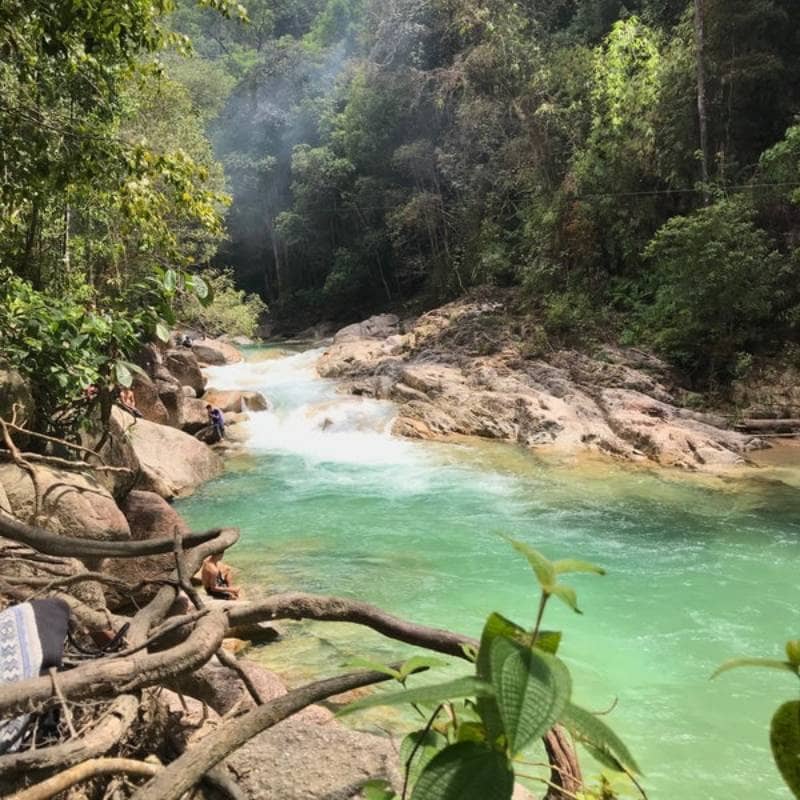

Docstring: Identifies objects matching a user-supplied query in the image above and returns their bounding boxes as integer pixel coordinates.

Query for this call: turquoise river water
[177,346,800,800]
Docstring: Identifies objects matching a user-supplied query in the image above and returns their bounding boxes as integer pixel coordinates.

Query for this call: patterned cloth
[0,603,43,753]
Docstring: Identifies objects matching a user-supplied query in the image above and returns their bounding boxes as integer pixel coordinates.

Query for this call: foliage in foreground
[714,639,800,798]
[340,540,641,800]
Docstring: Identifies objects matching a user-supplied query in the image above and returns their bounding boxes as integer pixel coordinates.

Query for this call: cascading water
[179,346,800,800]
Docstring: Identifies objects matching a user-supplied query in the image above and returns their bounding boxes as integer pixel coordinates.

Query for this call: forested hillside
[169,0,800,386]
[2,0,800,407]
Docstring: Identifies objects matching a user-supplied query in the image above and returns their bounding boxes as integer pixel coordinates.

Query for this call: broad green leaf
[410,742,514,800]
[163,268,177,293]
[561,702,641,775]
[399,656,449,682]
[490,636,571,755]
[337,676,494,717]
[504,537,555,590]
[550,583,581,614]
[712,659,799,679]
[155,321,171,343]
[770,700,800,798]
[344,657,400,681]
[114,361,133,388]
[552,559,606,576]
[361,779,397,800]
[476,613,526,746]
[192,274,210,300]
[401,729,448,787]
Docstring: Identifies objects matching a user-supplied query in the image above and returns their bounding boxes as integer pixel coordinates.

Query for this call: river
[176,345,800,800]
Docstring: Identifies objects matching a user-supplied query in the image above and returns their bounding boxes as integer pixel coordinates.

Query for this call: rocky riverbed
[317,293,783,473]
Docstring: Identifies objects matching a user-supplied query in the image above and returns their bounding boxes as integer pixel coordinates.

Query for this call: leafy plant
[713,639,800,798]
[339,540,641,800]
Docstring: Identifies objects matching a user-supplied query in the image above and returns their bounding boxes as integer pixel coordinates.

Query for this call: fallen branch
[227,592,478,659]
[0,511,230,558]
[10,757,160,800]
[130,668,396,800]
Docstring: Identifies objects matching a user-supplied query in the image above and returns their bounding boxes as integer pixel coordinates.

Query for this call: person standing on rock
[206,404,225,440]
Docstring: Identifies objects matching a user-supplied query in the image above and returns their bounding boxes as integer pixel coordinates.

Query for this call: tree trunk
[694,0,711,204]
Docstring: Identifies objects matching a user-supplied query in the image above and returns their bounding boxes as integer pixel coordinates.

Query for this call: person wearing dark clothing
[206,404,225,440]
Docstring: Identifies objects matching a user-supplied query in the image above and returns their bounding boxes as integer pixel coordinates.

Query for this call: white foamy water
[204,348,431,468]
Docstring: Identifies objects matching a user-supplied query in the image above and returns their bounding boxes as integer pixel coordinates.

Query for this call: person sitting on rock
[117,386,143,419]
[201,554,241,600]
[206,404,225,440]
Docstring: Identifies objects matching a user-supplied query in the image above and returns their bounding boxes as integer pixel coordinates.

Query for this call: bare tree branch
[10,756,161,800]
[130,668,396,800]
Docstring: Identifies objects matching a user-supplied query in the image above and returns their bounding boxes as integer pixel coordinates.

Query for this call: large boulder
[333,314,400,343]
[104,490,189,610]
[154,378,185,429]
[165,349,206,396]
[0,464,130,541]
[131,373,169,426]
[191,338,243,366]
[130,419,223,499]
[0,366,35,430]
[79,407,141,500]
[182,398,212,434]
[203,389,269,414]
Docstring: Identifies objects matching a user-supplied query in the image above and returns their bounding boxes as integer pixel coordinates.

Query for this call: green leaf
[711,659,799,679]
[476,613,527,745]
[192,274,210,300]
[361,779,397,800]
[550,584,582,614]
[786,641,800,667]
[344,658,401,681]
[535,631,563,655]
[489,637,571,755]
[401,729,448,787]
[155,321,171,343]
[552,559,606,576]
[399,656,450,682]
[410,742,514,800]
[337,676,494,717]
[122,361,149,380]
[456,722,487,744]
[504,537,555,590]
[770,700,800,798]
[561,702,641,775]
[163,268,177,293]
[114,361,133,388]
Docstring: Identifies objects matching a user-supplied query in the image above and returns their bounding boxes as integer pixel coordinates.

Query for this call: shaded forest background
[3,0,800,396]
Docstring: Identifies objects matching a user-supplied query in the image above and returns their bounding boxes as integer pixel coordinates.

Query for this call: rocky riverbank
[0,336,418,800]
[317,292,793,473]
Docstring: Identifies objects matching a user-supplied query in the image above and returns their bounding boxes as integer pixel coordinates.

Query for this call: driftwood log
[0,509,582,800]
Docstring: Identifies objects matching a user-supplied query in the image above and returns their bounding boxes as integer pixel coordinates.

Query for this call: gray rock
[191,338,244,366]
[165,349,206,395]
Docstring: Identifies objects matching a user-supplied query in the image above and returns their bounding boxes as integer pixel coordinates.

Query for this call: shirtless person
[201,553,241,600]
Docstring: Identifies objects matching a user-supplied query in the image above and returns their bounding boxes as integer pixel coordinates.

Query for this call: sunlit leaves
[503,536,605,614]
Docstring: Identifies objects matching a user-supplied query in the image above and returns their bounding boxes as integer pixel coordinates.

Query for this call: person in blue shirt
[206,404,225,440]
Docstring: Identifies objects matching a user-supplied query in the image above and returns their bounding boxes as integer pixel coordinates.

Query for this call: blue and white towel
[0,599,70,753]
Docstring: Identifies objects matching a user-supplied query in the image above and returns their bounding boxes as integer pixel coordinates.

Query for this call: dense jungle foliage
[167,0,800,385]
[2,0,800,404]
